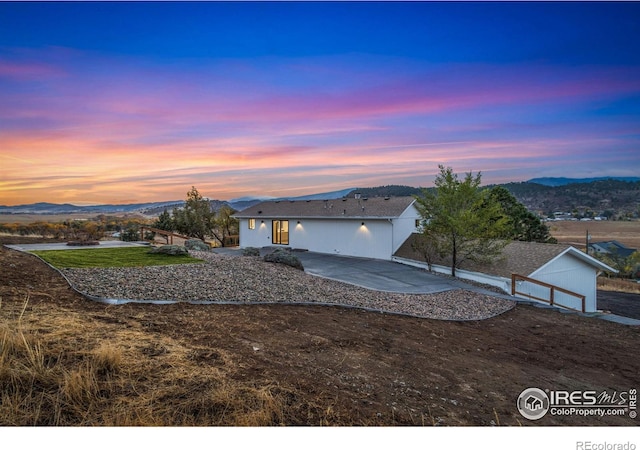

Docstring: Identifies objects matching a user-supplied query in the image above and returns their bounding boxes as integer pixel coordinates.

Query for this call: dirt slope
[1,237,638,426]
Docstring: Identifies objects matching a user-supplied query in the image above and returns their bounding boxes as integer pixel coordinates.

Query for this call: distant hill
[527,177,640,187]
[228,188,357,212]
[276,188,356,201]
[346,181,640,219]
[0,201,184,215]
[499,179,640,218]
[346,185,422,198]
[0,188,358,216]
[2,179,638,220]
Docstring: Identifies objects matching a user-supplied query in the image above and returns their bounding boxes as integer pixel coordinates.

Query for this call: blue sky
[1,1,639,204]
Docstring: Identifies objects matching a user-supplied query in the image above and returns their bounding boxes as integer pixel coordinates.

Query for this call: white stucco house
[394,236,617,313]
[233,196,420,260]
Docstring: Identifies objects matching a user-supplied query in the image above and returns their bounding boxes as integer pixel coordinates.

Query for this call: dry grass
[549,221,640,292]
[548,220,640,250]
[0,213,148,225]
[598,277,640,294]
[0,293,297,426]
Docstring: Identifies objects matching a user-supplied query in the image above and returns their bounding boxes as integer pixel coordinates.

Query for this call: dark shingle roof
[234,196,416,219]
[394,234,574,277]
[589,241,636,258]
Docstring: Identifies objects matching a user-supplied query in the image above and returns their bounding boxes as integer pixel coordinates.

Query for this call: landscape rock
[148,245,189,256]
[263,248,304,270]
[242,247,261,257]
[60,250,516,320]
[185,239,210,251]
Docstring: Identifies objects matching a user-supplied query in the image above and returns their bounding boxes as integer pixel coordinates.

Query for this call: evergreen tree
[414,165,509,277]
[488,186,556,243]
[153,209,174,231]
[210,205,239,247]
[172,187,214,241]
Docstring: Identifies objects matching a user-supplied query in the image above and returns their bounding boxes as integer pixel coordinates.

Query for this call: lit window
[272,220,289,245]
[248,218,255,230]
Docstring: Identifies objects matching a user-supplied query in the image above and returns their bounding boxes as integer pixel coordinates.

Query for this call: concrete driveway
[215,247,495,295]
[294,251,465,294]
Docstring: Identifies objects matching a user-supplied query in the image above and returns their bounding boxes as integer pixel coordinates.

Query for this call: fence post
[511,274,516,295]
[550,287,554,307]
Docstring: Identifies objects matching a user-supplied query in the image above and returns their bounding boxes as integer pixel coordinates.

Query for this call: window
[272,220,289,245]
[248,218,255,230]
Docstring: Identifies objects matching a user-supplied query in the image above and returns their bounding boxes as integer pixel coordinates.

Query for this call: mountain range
[527,176,640,187]
[1,177,638,217]
[0,188,357,215]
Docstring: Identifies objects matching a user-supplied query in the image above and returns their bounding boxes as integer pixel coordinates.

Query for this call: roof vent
[343,209,346,215]
[354,192,362,199]
[258,210,262,214]
[384,196,390,200]
[342,198,347,201]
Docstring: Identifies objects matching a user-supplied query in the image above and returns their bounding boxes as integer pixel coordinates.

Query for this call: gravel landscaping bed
[61,251,516,320]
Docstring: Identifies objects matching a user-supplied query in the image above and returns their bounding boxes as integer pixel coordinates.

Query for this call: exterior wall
[391,204,421,254]
[239,218,395,260]
[238,219,272,248]
[530,253,598,312]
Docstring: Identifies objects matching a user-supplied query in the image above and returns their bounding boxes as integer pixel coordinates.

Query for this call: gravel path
[61,251,515,321]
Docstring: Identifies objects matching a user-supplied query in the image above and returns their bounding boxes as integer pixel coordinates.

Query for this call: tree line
[0,215,147,241]
[151,187,239,247]
[0,187,239,247]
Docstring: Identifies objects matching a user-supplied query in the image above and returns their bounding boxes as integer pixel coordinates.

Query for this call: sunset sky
[1,2,639,205]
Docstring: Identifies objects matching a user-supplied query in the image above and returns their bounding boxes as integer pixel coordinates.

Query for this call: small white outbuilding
[394,236,617,313]
[234,196,420,260]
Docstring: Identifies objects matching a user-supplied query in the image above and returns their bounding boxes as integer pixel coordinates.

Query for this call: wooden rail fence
[139,226,211,247]
[511,273,586,313]
[139,226,239,248]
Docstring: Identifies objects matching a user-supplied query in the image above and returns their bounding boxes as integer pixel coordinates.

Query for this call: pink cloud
[1,48,639,205]
[0,60,63,79]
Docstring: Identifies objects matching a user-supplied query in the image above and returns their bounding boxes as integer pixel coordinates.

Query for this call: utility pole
[585,229,591,254]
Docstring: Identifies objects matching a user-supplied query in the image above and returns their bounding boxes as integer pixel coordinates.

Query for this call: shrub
[185,239,210,251]
[242,247,261,257]
[121,226,141,242]
[263,248,304,270]
[148,245,189,256]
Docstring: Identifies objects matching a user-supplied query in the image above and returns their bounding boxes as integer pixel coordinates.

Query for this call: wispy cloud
[1,44,639,204]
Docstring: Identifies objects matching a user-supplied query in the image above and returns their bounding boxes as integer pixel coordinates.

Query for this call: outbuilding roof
[589,240,637,258]
[394,234,617,278]
[234,196,416,219]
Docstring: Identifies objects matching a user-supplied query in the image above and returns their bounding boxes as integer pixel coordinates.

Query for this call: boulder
[242,247,261,257]
[148,245,189,256]
[184,239,210,251]
[263,248,304,270]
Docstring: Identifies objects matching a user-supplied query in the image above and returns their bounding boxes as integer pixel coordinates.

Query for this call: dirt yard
[1,236,639,426]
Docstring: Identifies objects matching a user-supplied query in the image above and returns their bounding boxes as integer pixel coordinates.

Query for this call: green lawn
[31,247,204,269]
